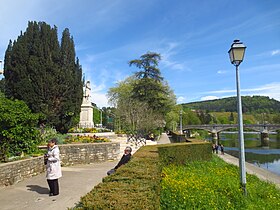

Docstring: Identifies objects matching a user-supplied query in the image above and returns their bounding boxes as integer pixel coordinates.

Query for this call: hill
[182,96,280,114]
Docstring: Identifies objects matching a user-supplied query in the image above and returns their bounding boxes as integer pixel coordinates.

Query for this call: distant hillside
[182,96,280,113]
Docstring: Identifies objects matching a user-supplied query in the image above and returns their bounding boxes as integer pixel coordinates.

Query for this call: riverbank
[218,153,280,188]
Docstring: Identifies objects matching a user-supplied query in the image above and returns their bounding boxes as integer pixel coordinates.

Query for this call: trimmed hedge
[158,142,212,165]
[72,142,210,209]
[73,145,162,210]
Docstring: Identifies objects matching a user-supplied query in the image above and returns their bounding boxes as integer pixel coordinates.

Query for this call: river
[213,132,280,176]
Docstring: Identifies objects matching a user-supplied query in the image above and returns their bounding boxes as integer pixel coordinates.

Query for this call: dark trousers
[47,179,59,195]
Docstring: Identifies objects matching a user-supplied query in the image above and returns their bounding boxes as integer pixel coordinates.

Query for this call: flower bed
[63,135,110,144]
[68,127,111,133]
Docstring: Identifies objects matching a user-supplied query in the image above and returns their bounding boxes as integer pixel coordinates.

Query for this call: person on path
[45,138,62,196]
[215,144,219,154]
[107,146,132,175]
[220,144,224,155]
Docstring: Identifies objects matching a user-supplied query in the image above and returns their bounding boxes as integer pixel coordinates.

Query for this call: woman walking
[45,138,62,196]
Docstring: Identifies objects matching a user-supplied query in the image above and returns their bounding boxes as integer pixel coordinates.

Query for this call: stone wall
[0,142,119,187]
[59,142,119,166]
[0,156,45,187]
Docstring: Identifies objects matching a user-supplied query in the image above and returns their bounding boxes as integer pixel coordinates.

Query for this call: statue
[79,80,94,128]
[83,81,91,104]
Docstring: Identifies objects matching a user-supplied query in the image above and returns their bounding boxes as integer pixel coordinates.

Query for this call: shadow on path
[26,185,49,194]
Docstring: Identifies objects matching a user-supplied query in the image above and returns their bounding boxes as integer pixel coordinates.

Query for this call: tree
[3,21,83,133]
[108,52,176,136]
[108,76,170,135]
[129,52,163,81]
[229,112,235,123]
[129,52,176,115]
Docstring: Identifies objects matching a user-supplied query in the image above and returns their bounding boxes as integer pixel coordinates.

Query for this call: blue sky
[0,0,279,107]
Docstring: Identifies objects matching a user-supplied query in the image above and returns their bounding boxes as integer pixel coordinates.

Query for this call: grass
[160,155,280,209]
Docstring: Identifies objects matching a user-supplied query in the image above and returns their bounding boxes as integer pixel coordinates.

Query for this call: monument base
[79,104,94,128]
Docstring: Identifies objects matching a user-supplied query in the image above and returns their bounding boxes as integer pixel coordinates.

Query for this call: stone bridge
[182,124,280,145]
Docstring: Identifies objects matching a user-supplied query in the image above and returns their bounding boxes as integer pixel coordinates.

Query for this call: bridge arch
[182,124,280,145]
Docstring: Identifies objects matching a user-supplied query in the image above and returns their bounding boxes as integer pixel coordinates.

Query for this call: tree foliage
[0,93,40,161]
[129,52,176,115]
[183,96,280,114]
[3,21,83,133]
[108,52,176,136]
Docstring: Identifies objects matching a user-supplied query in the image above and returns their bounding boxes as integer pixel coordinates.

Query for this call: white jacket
[46,145,62,180]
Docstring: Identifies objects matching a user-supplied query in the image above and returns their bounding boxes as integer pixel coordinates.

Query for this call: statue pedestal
[79,103,94,128]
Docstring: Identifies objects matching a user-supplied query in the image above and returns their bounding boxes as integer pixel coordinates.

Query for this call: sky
[0,0,279,107]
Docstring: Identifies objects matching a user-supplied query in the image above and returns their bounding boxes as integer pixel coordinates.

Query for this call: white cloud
[271,49,280,56]
[177,96,186,103]
[91,92,109,108]
[242,82,280,101]
[200,96,219,101]
[217,70,227,74]
[204,82,280,102]
[159,42,188,71]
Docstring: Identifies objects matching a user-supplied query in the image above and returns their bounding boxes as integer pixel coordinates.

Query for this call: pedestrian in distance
[107,146,132,175]
[44,138,62,196]
[212,143,216,153]
[215,144,219,154]
[220,144,224,155]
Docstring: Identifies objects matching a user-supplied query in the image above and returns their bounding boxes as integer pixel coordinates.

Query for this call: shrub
[0,97,40,162]
[158,142,212,165]
[73,145,162,209]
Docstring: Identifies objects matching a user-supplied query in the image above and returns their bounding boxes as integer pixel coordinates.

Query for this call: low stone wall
[0,142,120,187]
[59,142,119,166]
[0,156,45,187]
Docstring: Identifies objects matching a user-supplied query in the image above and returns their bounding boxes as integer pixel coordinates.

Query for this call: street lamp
[0,60,3,75]
[180,109,183,134]
[228,39,247,195]
[99,108,103,127]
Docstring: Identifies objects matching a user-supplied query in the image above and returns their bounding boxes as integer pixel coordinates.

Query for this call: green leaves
[3,21,83,133]
[108,52,177,135]
[0,97,40,161]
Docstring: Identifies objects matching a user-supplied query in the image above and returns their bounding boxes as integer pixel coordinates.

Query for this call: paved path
[0,161,117,210]
[157,133,171,144]
[217,153,280,188]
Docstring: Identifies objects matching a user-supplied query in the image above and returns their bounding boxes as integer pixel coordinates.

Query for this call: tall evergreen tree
[3,21,83,133]
[129,52,175,115]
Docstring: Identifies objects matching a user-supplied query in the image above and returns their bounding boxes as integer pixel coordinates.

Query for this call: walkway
[0,161,117,210]
[157,133,171,144]
[217,153,280,188]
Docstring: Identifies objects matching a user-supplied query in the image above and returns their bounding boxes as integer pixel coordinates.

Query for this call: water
[213,132,280,176]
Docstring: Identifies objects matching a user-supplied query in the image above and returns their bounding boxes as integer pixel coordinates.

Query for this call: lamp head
[228,39,246,66]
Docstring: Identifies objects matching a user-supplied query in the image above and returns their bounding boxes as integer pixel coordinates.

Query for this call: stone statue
[79,80,94,128]
[83,81,91,104]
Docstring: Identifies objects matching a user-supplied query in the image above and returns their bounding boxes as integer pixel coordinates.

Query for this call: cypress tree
[3,21,83,133]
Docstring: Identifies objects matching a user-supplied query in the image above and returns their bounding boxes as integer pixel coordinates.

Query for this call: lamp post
[0,60,3,75]
[100,108,103,127]
[228,39,247,195]
[180,109,183,134]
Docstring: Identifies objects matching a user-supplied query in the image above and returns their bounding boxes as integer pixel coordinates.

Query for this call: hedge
[157,142,212,165]
[72,142,210,209]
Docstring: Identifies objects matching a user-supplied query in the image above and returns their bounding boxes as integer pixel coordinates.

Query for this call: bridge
[182,124,280,146]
